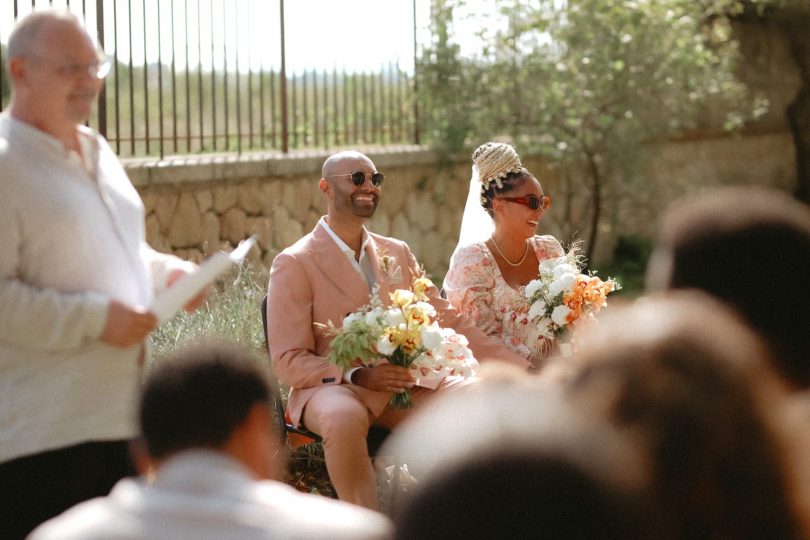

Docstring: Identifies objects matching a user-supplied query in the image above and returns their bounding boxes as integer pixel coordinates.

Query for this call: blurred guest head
[563,293,805,540]
[385,375,661,540]
[138,341,279,480]
[646,187,810,389]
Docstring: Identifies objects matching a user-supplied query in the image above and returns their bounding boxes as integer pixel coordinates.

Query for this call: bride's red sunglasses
[497,194,551,211]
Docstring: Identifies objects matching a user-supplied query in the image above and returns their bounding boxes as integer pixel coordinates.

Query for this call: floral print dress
[444,235,565,362]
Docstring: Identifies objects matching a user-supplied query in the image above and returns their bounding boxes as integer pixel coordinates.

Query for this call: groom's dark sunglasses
[325,171,385,187]
[498,194,551,211]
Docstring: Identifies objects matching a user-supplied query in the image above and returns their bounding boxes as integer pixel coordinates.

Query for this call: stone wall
[127,130,797,281]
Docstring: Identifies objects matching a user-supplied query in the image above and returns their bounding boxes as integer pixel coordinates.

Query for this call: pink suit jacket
[266,220,528,428]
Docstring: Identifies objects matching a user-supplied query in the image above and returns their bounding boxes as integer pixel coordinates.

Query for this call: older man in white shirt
[0,10,203,538]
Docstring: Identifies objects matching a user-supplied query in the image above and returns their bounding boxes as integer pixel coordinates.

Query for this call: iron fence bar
[184,0,191,153]
[246,1,253,150]
[299,69,310,146]
[196,0,203,151]
[233,1,242,154]
[95,0,106,138]
[209,0,216,151]
[341,69,348,145]
[321,71,329,148]
[332,67,339,147]
[170,0,178,154]
[312,69,318,148]
[362,72,369,143]
[290,71,297,148]
[380,66,387,143]
[388,63,395,142]
[375,70,381,142]
[351,72,358,143]
[279,0,288,152]
[112,0,120,153]
[270,69,277,148]
[259,63,265,149]
[412,0,420,145]
[222,0,230,153]
[127,0,135,154]
[157,0,165,159]
[141,0,150,154]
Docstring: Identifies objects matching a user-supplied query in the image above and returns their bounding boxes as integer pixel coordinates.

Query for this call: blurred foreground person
[562,293,808,540]
[646,186,810,390]
[29,342,393,540]
[383,370,663,540]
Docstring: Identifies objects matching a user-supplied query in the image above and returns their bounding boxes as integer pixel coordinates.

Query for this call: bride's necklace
[491,237,529,267]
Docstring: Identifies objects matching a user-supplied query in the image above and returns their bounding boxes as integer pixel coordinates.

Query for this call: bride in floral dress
[443,142,564,367]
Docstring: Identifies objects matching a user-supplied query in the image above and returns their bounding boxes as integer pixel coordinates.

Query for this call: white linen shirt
[29,450,393,540]
[0,114,191,463]
[319,216,377,289]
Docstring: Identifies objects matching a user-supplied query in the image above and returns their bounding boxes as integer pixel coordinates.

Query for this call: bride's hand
[353,364,415,393]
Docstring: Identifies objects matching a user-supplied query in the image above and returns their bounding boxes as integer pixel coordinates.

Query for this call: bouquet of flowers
[523,244,620,349]
[321,277,478,408]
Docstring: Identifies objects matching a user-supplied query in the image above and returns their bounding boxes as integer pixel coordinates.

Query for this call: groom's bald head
[321,151,374,179]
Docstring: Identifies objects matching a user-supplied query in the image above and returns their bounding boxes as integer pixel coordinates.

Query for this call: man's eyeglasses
[497,194,551,211]
[30,54,112,80]
[325,171,385,187]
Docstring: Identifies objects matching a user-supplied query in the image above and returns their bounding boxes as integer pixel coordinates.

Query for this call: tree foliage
[418,0,770,260]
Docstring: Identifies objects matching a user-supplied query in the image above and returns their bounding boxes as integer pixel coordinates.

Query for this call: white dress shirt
[0,114,193,463]
[320,217,380,383]
[29,450,393,540]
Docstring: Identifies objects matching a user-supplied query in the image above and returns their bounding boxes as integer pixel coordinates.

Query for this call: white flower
[376,334,396,355]
[524,279,543,299]
[383,308,405,327]
[420,324,444,350]
[548,273,576,297]
[552,263,577,279]
[539,257,562,277]
[551,304,571,326]
[457,356,479,377]
[413,301,437,318]
[528,300,547,321]
[364,307,383,326]
[342,312,362,331]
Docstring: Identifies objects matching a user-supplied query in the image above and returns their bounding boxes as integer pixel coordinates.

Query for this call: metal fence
[0,0,420,158]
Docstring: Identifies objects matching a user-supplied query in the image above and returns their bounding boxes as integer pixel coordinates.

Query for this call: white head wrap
[444,142,529,291]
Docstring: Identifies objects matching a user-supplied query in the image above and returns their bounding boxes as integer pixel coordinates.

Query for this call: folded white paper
[153,236,257,323]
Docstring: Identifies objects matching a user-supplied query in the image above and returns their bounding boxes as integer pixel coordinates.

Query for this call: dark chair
[260,296,398,496]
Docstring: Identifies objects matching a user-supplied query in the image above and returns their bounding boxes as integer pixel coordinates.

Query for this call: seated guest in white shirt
[28,341,393,540]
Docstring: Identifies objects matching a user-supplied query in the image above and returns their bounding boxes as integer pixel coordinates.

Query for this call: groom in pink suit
[266,151,527,509]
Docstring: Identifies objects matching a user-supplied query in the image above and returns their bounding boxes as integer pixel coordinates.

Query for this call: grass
[149,264,268,361]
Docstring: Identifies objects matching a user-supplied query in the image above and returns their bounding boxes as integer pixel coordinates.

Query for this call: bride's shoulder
[449,242,492,269]
[532,235,565,258]
[454,241,490,260]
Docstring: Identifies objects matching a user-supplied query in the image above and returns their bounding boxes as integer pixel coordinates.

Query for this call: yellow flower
[412,277,434,302]
[403,302,434,327]
[391,289,415,308]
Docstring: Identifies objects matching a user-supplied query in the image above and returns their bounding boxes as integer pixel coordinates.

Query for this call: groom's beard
[350,193,378,218]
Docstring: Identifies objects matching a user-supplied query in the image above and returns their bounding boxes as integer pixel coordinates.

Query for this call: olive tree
[419,0,773,261]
